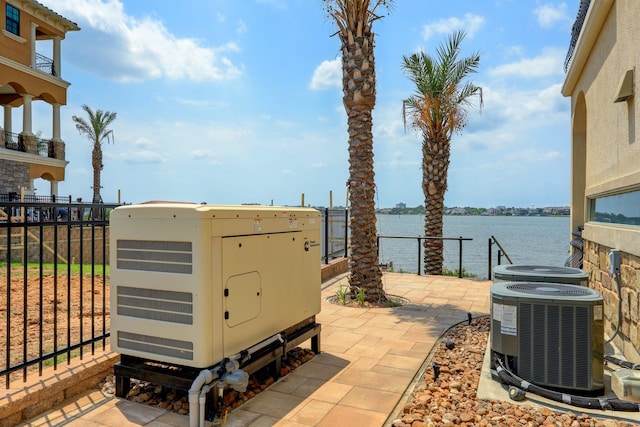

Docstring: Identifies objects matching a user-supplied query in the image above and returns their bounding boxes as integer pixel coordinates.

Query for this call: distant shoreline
[377,206,571,216]
[378,212,570,217]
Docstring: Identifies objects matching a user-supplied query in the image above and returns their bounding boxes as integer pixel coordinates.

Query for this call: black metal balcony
[564,0,591,72]
[3,131,55,158]
[35,52,56,77]
[3,131,24,151]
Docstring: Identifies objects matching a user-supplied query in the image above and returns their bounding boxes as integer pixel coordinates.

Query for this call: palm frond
[400,30,482,139]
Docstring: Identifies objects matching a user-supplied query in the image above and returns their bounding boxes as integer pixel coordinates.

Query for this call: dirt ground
[0,267,109,386]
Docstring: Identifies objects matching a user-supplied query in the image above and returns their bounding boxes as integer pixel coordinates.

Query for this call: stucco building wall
[563,0,640,361]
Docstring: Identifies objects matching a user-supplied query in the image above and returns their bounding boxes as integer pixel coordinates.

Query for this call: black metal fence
[377,235,473,278]
[319,208,348,263]
[0,202,348,386]
[0,200,117,387]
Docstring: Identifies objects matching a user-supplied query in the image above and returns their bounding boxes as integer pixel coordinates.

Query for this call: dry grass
[0,264,110,386]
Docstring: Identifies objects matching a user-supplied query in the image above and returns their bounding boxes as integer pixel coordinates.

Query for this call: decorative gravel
[390,317,638,427]
[100,347,316,417]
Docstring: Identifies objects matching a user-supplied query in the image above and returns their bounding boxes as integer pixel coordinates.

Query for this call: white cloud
[190,149,222,165]
[482,83,566,124]
[104,136,165,163]
[176,98,213,108]
[489,47,565,78]
[534,3,569,29]
[236,20,248,34]
[310,58,342,90]
[40,0,242,82]
[509,148,564,162]
[107,150,164,163]
[422,13,485,41]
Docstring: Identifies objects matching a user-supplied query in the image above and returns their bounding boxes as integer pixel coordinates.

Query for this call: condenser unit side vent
[117,240,193,274]
[118,331,194,361]
[117,286,194,325]
[517,303,591,389]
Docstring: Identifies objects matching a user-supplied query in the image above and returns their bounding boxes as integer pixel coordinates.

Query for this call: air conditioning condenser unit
[490,281,604,395]
[493,264,588,286]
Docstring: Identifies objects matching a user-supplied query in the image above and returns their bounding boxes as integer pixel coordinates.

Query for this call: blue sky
[33,0,578,208]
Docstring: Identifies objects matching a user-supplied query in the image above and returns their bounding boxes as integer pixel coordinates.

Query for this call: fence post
[324,208,329,265]
[343,209,349,258]
[458,237,463,278]
[488,238,492,280]
[5,218,12,388]
[417,237,422,276]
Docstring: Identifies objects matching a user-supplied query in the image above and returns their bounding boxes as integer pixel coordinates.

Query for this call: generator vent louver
[117,331,194,361]
[117,286,194,325]
[117,240,193,274]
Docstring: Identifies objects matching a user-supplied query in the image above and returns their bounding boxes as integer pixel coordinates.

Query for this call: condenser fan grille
[505,282,593,297]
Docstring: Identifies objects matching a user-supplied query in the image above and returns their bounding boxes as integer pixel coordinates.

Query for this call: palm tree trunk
[347,106,384,301]
[422,136,450,275]
[92,144,102,204]
[341,28,385,302]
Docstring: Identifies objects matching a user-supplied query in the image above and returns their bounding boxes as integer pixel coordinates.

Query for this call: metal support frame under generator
[114,316,321,421]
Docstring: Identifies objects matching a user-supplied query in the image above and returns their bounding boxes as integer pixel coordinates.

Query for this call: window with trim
[590,189,640,226]
[6,4,20,36]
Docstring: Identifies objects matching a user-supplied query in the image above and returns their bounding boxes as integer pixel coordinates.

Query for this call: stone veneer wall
[0,159,31,194]
[583,239,640,363]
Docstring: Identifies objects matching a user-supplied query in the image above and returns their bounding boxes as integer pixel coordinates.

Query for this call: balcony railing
[564,0,591,72]
[37,137,54,157]
[35,52,56,76]
[3,131,24,151]
[3,131,55,158]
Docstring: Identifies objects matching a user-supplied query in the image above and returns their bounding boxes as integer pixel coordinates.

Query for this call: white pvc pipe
[189,333,284,427]
[189,369,217,427]
[199,384,213,427]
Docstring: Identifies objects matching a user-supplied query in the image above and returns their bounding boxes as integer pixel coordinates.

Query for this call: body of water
[376,215,572,279]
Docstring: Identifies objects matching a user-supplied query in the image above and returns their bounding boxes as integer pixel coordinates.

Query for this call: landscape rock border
[389,316,638,427]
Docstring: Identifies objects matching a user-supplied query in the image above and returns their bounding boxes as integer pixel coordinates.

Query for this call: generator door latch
[224,288,229,297]
[224,311,229,320]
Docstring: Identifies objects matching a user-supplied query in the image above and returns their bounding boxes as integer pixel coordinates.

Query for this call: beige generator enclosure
[109,203,321,368]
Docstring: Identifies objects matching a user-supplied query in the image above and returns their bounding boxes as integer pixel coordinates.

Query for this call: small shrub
[336,284,348,305]
[355,287,366,307]
[442,267,478,279]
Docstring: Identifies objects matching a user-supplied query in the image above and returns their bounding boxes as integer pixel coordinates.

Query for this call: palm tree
[323,0,393,303]
[401,31,482,275]
[72,105,117,204]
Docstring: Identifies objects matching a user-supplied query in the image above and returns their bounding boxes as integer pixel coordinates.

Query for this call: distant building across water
[377,205,570,216]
